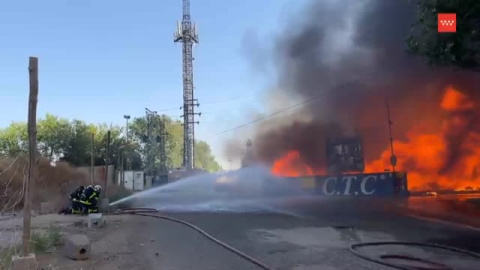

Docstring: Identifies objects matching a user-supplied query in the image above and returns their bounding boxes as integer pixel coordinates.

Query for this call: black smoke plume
[239,0,480,175]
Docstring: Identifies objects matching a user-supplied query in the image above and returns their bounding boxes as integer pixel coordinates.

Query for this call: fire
[440,87,474,111]
[271,86,480,191]
[271,150,325,177]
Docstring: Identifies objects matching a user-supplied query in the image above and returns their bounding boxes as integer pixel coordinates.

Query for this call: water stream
[110,166,302,214]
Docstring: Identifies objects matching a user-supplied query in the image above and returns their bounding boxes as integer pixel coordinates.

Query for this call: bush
[31,226,63,253]
[0,227,63,268]
[0,157,132,211]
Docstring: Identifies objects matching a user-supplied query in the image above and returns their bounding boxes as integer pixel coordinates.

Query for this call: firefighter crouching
[81,185,102,214]
[70,185,85,201]
[59,185,102,215]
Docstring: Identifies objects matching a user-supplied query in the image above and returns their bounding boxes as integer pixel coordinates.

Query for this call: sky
[0,0,306,168]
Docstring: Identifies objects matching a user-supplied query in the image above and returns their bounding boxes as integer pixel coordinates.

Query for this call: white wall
[118,171,145,191]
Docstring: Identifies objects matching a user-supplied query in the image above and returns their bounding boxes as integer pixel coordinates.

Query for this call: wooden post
[119,151,123,187]
[104,130,111,197]
[23,57,38,255]
[91,132,94,184]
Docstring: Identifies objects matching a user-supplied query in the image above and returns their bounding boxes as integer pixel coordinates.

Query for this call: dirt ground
[1,200,479,270]
[0,212,390,270]
[0,214,141,270]
[1,213,265,270]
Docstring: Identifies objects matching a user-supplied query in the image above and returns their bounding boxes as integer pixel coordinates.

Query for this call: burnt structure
[241,139,255,168]
[326,136,365,174]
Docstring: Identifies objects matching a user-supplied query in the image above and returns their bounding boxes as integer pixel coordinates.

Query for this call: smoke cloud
[234,0,480,177]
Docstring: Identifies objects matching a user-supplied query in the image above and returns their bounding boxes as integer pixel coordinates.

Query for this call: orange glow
[271,150,325,177]
[271,86,480,191]
[441,86,474,111]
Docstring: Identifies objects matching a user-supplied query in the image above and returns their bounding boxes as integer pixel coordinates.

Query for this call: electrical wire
[212,80,359,136]
[201,95,255,105]
[155,95,256,113]
[112,208,275,270]
[157,107,182,112]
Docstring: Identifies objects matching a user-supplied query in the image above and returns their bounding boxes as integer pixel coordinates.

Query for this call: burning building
[232,0,480,192]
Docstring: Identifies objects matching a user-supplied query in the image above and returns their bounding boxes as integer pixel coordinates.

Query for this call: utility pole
[23,56,38,256]
[145,108,157,178]
[386,98,396,172]
[116,147,120,185]
[158,119,168,183]
[174,0,200,171]
[123,115,131,174]
[119,151,124,187]
[90,132,95,184]
[124,115,130,140]
[104,130,111,197]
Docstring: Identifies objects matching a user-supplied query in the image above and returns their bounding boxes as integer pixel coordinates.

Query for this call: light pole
[123,115,131,141]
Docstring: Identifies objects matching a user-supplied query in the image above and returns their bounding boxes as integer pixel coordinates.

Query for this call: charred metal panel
[326,137,365,174]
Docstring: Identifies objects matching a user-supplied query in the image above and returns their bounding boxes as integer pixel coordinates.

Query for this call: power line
[212,81,359,137]
[155,95,254,113]
[157,107,182,112]
[200,95,255,105]
[201,108,244,114]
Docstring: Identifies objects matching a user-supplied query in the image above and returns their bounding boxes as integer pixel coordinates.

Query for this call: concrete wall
[77,165,115,185]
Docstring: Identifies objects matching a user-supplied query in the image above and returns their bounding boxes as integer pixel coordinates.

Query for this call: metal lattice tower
[174,0,199,170]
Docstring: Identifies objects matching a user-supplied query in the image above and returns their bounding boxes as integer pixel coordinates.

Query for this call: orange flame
[271,150,325,177]
[271,86,480,191]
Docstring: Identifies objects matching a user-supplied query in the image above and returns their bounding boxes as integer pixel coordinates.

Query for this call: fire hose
[349,241,480,270]
[112,208,480,270]
[112,208,275,270]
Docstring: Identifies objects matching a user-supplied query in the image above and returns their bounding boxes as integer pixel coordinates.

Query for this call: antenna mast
[174,0,200,170]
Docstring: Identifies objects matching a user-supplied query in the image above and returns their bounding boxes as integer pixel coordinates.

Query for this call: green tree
[129,114,182,171]
[37,114,71,160]
[0,122,28,157]
[194,141,222,172]
[407,0,480,70]
[0,114,221,172]
[60,120,92,166]
[60,121,142,170]
[93,124,142,170]
[164,118,184,169]
[129,114,222,172]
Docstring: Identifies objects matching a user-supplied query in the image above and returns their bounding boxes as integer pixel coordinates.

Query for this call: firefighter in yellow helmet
[77,184,102,214]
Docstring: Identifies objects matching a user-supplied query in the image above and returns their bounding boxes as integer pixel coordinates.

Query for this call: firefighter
[59,185,86,215]
[69,185,85,201]
[77,184,102,214]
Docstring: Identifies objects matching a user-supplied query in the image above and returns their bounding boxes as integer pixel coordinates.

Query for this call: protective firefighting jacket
[69,186,85,201]
[78,185,100,208]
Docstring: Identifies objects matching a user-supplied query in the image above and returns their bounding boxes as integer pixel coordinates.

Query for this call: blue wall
[264,172,409,197]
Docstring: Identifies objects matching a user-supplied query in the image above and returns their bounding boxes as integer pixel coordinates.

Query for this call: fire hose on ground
[112,208,275,270]
[111,208,480,270]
